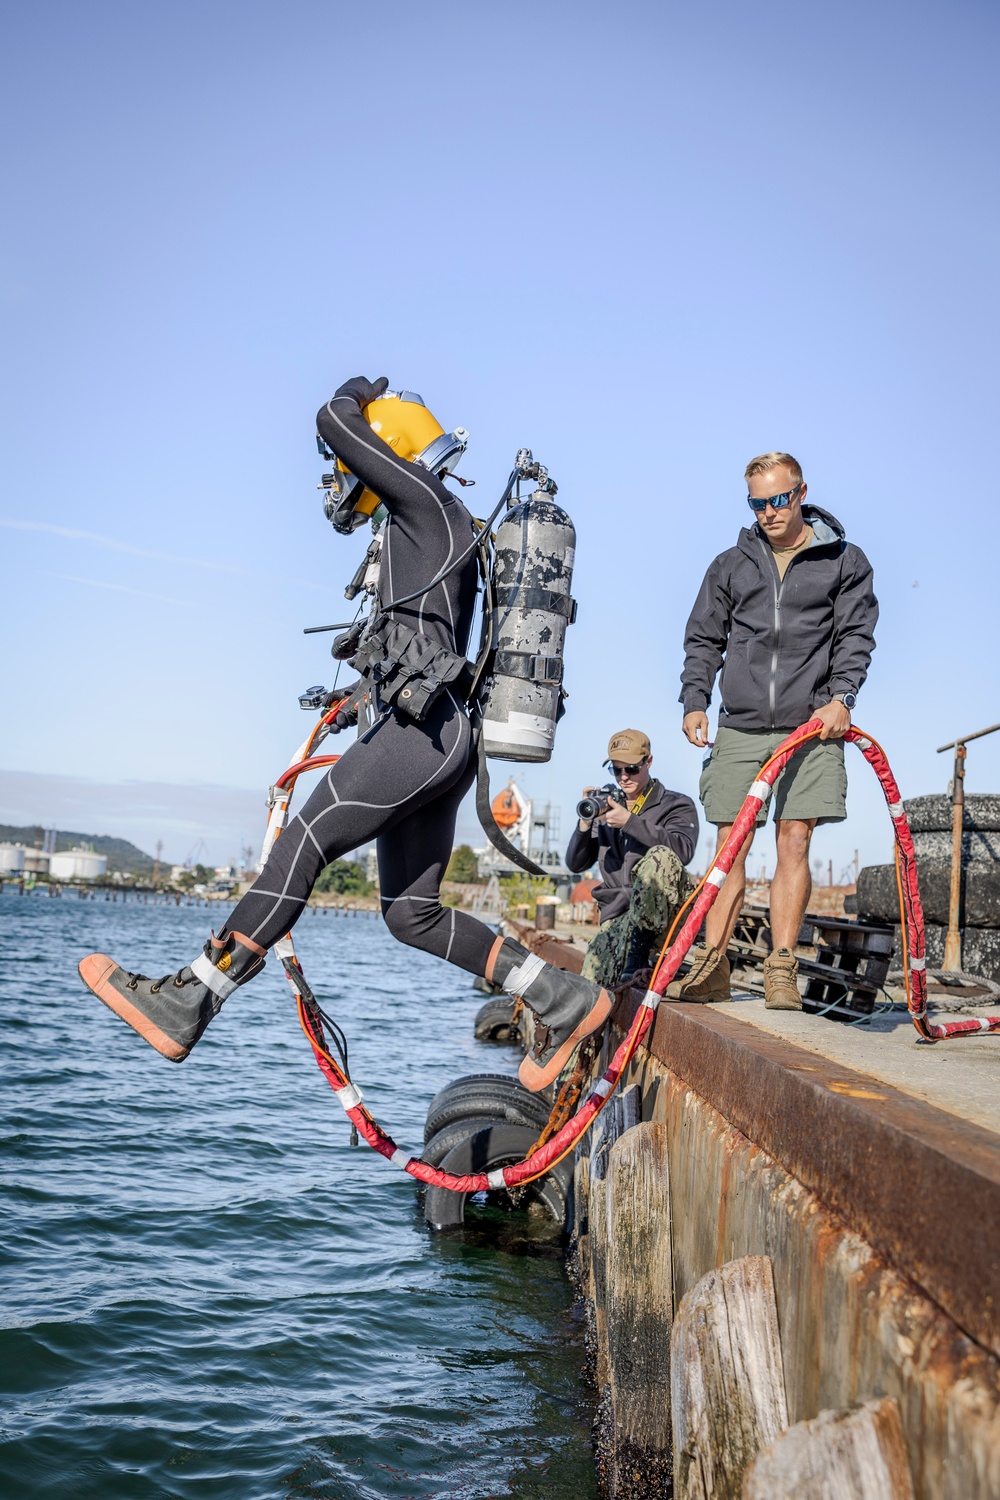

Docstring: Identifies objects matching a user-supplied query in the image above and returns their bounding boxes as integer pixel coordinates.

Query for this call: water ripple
[0,890,594,1499]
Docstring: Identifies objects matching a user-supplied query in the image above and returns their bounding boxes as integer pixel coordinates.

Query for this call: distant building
[0,844,26,873]
[0,843,107,881]
[49,848,108,881]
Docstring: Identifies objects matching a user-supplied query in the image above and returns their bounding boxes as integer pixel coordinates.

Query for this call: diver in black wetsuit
[78,376,613,1094]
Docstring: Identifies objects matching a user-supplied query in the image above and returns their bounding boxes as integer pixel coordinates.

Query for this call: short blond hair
[744,451,803,484]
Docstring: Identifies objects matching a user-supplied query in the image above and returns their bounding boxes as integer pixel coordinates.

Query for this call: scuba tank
[301,449,577,764]
[479,452,577,763]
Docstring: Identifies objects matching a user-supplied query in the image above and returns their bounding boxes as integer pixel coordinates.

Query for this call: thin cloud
[44,572,193,608]
[1,516,329,591]
[0,517,240,573]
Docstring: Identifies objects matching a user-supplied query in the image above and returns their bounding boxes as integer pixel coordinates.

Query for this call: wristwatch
[833,692,857,710]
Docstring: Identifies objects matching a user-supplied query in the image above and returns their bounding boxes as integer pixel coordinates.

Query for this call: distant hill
[0,825,157,876]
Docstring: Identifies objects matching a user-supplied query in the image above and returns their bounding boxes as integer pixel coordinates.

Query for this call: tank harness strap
[493,650,564,685]
[472,720,549,877]
[494,585,577,622]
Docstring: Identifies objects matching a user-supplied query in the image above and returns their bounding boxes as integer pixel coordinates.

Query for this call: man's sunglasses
[606,760,647,778]
[747,482,803,513]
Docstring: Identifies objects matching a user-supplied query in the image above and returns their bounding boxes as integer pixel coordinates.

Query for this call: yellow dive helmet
[322,390,469,534]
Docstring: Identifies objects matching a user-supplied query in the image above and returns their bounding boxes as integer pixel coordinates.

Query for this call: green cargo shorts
[699,725,847,827]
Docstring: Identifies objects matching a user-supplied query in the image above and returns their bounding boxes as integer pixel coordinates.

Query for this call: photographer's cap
[607,728,651,761]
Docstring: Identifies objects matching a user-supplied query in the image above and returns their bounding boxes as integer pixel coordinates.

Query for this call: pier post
[671,1256,787,1500]
[604,1121,673,1498]
[742,1397,914,1499]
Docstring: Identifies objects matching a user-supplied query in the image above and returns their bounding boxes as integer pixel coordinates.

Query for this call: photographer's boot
[78,929,267,1061]
[666,945,731,1002]
[486,937,613,1093]
[618,926,656,986]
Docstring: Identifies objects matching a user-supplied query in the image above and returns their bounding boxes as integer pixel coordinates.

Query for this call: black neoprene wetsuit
[226,381,499,975]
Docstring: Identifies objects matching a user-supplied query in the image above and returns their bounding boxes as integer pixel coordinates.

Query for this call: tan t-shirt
[769,523,814,579]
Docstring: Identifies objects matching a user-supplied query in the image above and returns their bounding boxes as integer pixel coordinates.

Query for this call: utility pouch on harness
[354,616,473,723]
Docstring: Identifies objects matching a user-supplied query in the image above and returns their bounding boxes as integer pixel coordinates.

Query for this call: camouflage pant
[581,847,693,987]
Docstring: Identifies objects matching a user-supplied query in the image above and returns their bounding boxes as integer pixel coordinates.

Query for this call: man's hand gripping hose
[265,716,1000,1198]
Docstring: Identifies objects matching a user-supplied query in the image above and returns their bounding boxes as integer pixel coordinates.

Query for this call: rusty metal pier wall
[524,932,1000,1497]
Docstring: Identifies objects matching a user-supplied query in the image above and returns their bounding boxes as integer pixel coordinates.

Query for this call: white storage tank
[49,848,108,881]
[0,844,26,872]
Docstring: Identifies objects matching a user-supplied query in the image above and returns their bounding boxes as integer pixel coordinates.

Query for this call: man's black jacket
[679,505,878,730]
[565,780,698,922]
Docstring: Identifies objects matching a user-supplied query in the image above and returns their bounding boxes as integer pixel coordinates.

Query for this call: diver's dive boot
[486,937,613,1093]
[763,947,803,1011]
[666,945,731,1002]
[78,930,267,1061]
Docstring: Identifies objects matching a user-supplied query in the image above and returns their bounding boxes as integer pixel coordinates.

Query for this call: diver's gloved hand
[326,684,360,733]
[333,375,389,410]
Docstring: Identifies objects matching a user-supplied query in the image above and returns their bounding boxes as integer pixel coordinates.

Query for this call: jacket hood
[737,503,846,560]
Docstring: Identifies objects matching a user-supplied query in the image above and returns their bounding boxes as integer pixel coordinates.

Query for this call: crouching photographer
[566,729,699,988]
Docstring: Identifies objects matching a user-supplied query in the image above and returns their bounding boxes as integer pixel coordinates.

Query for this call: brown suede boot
[764,947,802,1010]
[666,945,731,1002]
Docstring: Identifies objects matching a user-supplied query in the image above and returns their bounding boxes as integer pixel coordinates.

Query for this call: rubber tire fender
[857,861,1000,929]
[473,996,525,1043]
[426,1072,552,1122]
[423,1123,573,1232]
[903,793,1000,834]
[423,1081,553,1144]
[420,1115,498,1170]
[428,1072,521,1108]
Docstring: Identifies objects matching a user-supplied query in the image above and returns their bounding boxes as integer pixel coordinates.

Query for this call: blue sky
[2,0,998,875]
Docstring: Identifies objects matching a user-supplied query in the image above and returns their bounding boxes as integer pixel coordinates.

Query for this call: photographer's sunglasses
[606,760,647,778]
[747,482,803,514]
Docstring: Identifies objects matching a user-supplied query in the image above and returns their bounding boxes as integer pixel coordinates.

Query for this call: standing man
[677,452,877,1009]
[566,729,698,987]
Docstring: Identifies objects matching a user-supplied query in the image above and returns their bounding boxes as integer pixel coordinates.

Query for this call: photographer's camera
[576,784,627,821]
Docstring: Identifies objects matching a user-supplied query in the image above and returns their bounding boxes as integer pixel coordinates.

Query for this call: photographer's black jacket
[679,506,877,730]
[565,780,698,922]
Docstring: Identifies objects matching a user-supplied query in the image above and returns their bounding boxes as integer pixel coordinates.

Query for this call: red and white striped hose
[275,718,1000,1196]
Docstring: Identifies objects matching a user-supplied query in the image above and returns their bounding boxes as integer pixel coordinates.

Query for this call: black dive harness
[305,456,558,876]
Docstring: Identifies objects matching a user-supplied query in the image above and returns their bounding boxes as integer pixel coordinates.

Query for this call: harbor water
[0,891,595,1499]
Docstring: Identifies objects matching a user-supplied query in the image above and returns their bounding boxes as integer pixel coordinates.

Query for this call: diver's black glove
[332,375,389,410]
[326,684,360,733]
[331,620,365,662]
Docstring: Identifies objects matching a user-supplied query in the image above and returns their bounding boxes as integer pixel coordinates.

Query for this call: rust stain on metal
[607,990,1000,1361]
[827,1081,889,1100]
[654,1065,1000,1496]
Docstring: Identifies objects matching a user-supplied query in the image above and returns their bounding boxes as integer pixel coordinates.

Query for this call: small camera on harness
[576,783,627,820]
[298,685,331,711]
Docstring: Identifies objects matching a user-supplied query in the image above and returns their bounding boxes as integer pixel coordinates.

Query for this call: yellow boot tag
[216,950,233,972]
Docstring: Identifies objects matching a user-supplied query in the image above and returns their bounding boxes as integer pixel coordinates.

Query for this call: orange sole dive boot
[78,931,266,1062]
[517,989,614,1093]
[485,937,613,1093]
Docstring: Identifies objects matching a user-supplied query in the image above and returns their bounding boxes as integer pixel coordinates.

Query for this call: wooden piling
[742,1398,914,1500]
[671,1256,788,1500]
[604,1122,673,1498]
[589,1103,612,1391]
